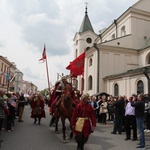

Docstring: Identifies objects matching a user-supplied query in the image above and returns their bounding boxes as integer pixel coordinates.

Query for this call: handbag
[103,109,108,113]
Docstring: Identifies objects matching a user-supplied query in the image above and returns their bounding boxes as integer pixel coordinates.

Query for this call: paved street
[1,105,150,150]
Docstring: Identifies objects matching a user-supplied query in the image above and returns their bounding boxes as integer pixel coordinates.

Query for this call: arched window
[75,49,77,58]
[148,57,150,64]
[145,53,150,65]
[137,80,144,94]
[81,77,84,91]
[121,26,126,36]
[89,58,92,66]
[86,47,90,51]
[76,40,78,45]
[88,75,92,90]
[114,83,119,97]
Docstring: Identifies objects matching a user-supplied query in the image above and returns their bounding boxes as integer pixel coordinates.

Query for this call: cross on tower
[85,2,88,14]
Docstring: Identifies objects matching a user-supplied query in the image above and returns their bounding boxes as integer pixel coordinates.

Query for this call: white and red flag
[39,45,46,61]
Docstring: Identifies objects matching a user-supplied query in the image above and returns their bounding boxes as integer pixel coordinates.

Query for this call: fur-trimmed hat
[81,93,90,100]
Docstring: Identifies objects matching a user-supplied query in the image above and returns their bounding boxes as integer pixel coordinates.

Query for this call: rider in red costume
[49,76,77,126]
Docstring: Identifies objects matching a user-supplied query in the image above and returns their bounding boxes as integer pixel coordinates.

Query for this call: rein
[61,96,73,116]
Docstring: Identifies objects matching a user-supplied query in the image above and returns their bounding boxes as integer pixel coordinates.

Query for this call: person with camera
[124,96,137,141]
[131,94,145,149]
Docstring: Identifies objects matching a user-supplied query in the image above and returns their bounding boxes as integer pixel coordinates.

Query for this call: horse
[55,83,74,142]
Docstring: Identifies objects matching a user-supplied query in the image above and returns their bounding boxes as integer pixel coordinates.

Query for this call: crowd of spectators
[0,91,40,141]
[0,91,26,136]
[89,93,150,149]
[0,90,49,143]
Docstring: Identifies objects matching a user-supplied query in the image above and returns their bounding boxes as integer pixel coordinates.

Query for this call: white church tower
[73,5,98,91]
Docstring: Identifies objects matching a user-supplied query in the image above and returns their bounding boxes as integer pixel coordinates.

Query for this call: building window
[86,47,90,51]
[114,83,119,97]
[89,58,92,66]
[111,34,115,39]
[76,40,78,45]
[145,53,150,65]
[137,80,144,94]
[86,37,92,44]
[88,75,92,90]
[121,26,126,36]
[81,77,84,91]
[75,49,77,58]
[148,57,150,64]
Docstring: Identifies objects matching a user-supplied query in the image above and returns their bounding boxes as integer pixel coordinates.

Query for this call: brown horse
[55,83,74,142]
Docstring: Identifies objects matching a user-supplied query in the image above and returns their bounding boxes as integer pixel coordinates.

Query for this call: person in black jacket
[111,95,125,134]
[18,93,25,122]
[131,94,145,149]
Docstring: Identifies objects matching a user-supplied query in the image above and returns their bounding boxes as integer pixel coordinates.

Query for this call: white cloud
[0,0,138,90]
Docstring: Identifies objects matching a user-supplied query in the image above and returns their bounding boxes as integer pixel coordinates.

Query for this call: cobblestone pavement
[0,105,150,150]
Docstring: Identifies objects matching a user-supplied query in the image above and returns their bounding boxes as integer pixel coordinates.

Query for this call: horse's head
[64,83,72,98]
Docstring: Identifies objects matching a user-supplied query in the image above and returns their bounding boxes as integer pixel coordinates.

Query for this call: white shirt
[125,101,135,116]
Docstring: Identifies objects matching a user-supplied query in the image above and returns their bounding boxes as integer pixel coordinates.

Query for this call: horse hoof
[62,139,67,143]
[68,137,73,141]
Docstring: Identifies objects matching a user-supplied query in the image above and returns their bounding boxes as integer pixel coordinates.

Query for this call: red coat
[48,81,60,107]
[71,101,96,137]
[31,99,46,118]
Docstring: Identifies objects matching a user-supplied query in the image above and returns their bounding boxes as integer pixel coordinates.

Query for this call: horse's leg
[68,118,73,139]
[61,117,66,142]
[55,117,59,133]
[69,127,73,139]
[49,115,55,127]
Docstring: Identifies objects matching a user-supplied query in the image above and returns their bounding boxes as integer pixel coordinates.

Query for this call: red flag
[66,51,85,77]
[39,45,46,61]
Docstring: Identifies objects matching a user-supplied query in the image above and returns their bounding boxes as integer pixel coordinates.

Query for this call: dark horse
[55,83,74,142]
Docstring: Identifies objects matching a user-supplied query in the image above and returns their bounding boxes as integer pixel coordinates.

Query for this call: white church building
[73,0,150,97]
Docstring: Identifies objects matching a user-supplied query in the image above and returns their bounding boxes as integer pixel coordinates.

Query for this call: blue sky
[0,0,138,90]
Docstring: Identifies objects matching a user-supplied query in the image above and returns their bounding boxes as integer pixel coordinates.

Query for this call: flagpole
[39,44,51,93]
[45,52,51,93]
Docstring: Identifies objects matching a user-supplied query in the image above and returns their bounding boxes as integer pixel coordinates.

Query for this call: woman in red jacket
[31,94,46,125]
[71,93,96,150]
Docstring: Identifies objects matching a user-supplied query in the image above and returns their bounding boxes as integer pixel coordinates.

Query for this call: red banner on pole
[66,51,85,77]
